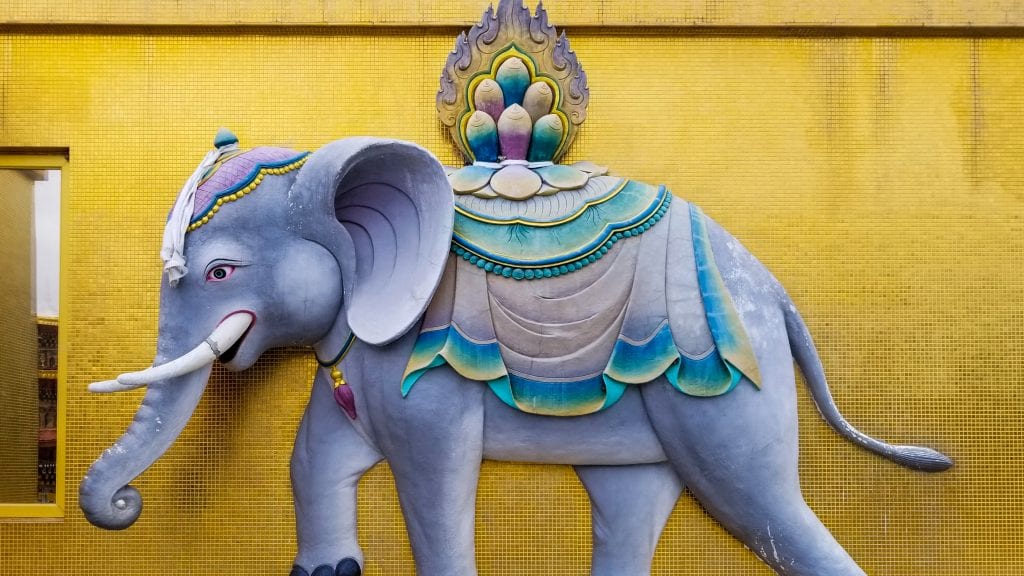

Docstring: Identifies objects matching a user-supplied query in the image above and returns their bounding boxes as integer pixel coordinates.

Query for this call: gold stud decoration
[187,154,309,232]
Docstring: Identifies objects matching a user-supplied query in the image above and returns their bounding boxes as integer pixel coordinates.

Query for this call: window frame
[0,152,68,521]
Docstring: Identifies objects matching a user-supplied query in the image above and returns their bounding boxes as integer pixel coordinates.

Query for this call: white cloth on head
[160,142,239,286]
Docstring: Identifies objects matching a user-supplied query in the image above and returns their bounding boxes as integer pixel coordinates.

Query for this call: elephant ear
[290,137,454,346]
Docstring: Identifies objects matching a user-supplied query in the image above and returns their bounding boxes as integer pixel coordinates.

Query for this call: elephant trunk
[80,364,212,530]
[80,312,254,529]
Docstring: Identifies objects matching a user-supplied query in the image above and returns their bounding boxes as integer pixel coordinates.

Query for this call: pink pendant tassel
[334,384,357,420]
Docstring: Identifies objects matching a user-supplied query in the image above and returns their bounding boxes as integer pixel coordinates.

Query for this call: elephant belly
[481,385,667,465]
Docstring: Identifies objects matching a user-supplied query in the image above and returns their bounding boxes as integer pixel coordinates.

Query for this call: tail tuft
[887,445,954,472]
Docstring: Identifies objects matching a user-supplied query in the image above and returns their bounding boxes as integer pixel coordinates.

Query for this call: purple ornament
[334,385,357,420]
[497,104,532,160]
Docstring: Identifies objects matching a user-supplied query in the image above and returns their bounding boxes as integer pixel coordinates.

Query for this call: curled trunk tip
[79,364,212,531]
[79,480,143,530]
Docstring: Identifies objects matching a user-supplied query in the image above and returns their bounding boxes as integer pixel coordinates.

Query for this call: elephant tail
[782,299,953,472]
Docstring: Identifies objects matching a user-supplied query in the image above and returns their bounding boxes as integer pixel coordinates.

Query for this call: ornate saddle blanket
[401,176,762,416]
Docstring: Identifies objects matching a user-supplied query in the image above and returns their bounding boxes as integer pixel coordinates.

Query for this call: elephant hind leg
[640,377,866,576]
[575,463,682,576]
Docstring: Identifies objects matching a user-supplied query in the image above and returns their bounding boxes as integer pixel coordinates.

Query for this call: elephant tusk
[88,312,254,393]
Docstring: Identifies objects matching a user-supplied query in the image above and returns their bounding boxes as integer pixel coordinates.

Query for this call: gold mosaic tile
[2,0,1023,27]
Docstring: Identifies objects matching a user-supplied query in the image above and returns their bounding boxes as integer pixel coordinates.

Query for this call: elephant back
[402,178,763,417]
[450,175,670,280]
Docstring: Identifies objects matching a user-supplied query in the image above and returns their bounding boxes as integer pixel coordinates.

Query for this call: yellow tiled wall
[1,1,1023,574]
[3,0,1024,27]
[0,170,39,504]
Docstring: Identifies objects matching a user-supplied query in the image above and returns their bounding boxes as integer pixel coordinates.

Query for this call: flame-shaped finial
[437,0,589,164]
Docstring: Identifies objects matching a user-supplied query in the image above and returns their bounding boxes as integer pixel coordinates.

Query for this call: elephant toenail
[310,565,335,576]
[336,558,361,576]
[289,566,310,576]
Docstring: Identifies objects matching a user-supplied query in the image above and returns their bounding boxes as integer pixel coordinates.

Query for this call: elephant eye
[206,265,235,282]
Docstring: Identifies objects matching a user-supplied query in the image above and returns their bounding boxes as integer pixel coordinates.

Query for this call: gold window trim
[0,153,68,521]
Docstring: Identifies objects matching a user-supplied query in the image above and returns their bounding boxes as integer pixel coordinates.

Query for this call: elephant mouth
[217,315,254,364]
[89,311,255,393]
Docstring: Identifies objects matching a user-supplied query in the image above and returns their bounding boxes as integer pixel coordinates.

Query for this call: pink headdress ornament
[160,128,240,286]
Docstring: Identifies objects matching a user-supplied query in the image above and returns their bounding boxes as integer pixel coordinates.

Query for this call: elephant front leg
[575,463,682,576]
[375,366,485,576]
[290,372,382,576]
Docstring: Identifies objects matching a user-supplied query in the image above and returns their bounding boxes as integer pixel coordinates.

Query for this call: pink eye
[206,265,235,282]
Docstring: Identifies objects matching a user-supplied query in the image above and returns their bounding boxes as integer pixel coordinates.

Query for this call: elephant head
[80,134,454,530]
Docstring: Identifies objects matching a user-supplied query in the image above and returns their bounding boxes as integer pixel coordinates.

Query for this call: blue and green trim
[605,321,751,398]
[451,180,671,280]
[494,373,626,417]
[401,324,508,398]
[688,204,762,388]
[400,324,626,417]
[401,313,758,417]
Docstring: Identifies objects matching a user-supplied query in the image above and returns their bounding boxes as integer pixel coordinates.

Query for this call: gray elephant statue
[81,2,952,575]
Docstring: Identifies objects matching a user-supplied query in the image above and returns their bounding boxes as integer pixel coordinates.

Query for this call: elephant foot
[289,558,361,576]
